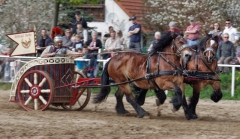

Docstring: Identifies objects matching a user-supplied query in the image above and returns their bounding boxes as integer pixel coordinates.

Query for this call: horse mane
[151,32,178,54]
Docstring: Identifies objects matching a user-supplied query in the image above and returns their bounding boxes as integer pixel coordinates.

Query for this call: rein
[184,49,220,81]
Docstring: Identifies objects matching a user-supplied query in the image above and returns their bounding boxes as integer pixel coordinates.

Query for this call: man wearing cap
[185,16,201,47]
[128,16,141,52]
[70,11,88,34]
[41,36,84,58]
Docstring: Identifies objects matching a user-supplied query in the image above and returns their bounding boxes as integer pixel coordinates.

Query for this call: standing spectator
[128,16,141,52]
[37,29,53,56]
[148,31,161,53]
[76,22,88,44]
[167,21,180,34]
[185,16,201,47]
[209,23,222,60]
[104,31,121,58]
[223,19,239,45]
[70,11,88,34]
[103,26,114,44]
[217,33,235,73]
[86,31,102,78]
[208,23,222,38]
[62,29,73,47]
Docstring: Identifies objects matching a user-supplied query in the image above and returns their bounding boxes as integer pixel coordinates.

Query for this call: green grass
[0,82,12,90]
[92,70,240,100]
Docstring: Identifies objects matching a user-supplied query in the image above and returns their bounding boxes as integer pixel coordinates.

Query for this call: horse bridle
[171,36,189,57]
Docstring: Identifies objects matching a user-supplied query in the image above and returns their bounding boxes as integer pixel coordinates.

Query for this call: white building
[87,0,146,48]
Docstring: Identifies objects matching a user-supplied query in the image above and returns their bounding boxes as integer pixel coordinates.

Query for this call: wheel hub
[30,85,41,98]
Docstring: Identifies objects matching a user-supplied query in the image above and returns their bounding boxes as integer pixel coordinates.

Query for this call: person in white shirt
[104,31,121,58]
[76,23,88,44]
[223,19,239,45]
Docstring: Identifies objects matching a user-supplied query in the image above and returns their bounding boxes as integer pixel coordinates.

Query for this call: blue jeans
[187,39,199,47]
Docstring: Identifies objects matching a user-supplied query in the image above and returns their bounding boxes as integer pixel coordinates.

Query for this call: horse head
[203,34,219,63]
[172,35,192,69]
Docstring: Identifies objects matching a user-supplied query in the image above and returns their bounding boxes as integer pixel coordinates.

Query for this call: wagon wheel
[17,70,54,111]
[61,71,91,110]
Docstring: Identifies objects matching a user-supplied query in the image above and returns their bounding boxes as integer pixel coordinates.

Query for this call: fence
[217,64,240,97]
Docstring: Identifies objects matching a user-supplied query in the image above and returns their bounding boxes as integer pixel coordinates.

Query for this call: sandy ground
[1,90,240,139]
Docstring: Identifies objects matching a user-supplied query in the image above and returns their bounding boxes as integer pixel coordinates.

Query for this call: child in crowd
[75,47,89,77]
[73,35,83,52]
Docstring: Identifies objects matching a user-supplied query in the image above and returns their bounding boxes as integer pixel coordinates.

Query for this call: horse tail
[93,59,111,103]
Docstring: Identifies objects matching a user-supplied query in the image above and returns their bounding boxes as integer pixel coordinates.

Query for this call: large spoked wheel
[17,70,54,111]
[61,71,91,110]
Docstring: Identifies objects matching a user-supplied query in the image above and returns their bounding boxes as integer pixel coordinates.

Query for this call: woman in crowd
[86,31,102,78]
[208,23,222,60]
[208,23,222,40]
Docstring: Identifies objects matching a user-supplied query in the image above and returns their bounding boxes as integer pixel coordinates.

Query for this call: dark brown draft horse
[93,33,192,118]
[184,34,222,119]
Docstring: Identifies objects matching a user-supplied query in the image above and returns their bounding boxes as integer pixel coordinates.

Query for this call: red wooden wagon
[9,57,101,111]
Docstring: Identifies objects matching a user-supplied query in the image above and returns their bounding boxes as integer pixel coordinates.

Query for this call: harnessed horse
[184,34,222,119]
[93,33,192,119]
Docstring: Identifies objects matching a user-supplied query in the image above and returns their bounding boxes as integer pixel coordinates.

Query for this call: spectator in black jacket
[37,29,53,56]
[70,11,88,34]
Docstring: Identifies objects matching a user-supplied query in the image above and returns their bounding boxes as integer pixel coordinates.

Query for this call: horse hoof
[116,109,129,115]
[138,112,149,118]
[185,114,191,120]
[155,98,161,106]
[191,114,198,120]
[171,105,177,113]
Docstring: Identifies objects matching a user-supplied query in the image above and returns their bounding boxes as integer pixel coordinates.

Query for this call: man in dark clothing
[128,16,141,52]
[70,11,88,34]
[37,29,53,56]
[218,33,235,73]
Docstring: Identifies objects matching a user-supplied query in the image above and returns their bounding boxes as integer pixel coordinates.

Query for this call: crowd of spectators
[1,12,240,78]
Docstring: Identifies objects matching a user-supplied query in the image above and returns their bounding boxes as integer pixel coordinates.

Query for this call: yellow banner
[6,31,36,56]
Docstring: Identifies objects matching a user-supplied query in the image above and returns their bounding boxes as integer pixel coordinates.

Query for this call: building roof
[114,0,147,32]
[0,0,5,5]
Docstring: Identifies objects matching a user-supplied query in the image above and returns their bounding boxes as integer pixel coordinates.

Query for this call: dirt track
[1,90,240,139]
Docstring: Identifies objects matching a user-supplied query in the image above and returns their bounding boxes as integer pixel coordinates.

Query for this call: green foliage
[0,83,12,90]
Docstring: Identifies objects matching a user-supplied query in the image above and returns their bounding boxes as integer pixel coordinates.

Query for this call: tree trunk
[53,0,60,27]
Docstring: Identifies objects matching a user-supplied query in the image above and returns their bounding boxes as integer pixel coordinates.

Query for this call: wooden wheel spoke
[34,99,38,110]
[24,78,33,87]
[34,73,38,85]
[39,78,46,87]
[39,95,47,105]
[20,90,30,93]
[41,89,51,93]
[24,96,32,105]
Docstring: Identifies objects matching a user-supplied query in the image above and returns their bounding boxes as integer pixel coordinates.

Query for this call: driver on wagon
[41,35,84,58]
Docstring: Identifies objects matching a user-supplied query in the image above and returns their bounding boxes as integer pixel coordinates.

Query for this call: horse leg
[154,88,166,106]
[210,82,222,103]
[188,84,201,120]
[169,82,190,120]
[126,94,148,118]
[119,84,148,118]
[132,85,148,106]
[115,87,129,114]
